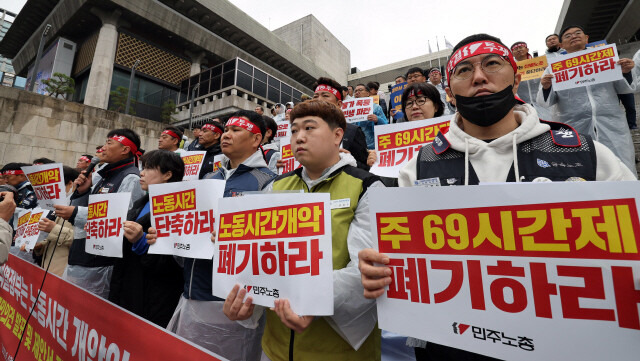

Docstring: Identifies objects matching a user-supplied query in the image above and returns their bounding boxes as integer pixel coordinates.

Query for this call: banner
[550,44,622,91]
[278,136,301,175]
[21,164,66,210]
[0,255,225,361]
[84,193,131,258]
[212,193,333,315]
[274,120,290,144]
[370,116,451,178]
[181,151,206,181]
[14,209,49,251]
[148,179,226,259]
[517,56,548,81]
[389,82,407,121]
[341,97,375,123]
[369,182,640,360]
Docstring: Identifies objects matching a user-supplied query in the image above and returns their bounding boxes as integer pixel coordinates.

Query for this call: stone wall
[0,86,172,167]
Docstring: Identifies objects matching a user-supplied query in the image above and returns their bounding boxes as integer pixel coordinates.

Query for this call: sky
[0,0,565,71]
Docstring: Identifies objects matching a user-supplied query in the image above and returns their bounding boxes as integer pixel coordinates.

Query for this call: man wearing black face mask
[358,33,636,361]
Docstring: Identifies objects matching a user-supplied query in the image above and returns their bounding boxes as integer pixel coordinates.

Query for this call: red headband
[429,69,441,75]
[202,123,223,135]
[79,156,91,162]
[96,148,104,153]
[510,42,527,50]
[315,84,342,101]
[3,170,24,175]
[446,40,517,80]
[110,135,142,156]
[162,129,180,139]
[407,89,424,98]
[226,117,261,135]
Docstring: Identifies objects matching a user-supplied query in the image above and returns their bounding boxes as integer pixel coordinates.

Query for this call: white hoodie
[399,104,636,186]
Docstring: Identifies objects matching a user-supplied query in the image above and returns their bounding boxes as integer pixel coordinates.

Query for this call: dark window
[268,75,280,90]
[211,76,221,92]
[281,83,292,95]
[199,79,210,96]
[222,71,235,88]
[280,92,291,103]
[254,68,267,83]
[237,71,252,92]
[268,86,279,103]
[253,79,267,97]
[292,89,302,103]
[223,60,236,73]
[211,65,222,77]
[237,59,253,75]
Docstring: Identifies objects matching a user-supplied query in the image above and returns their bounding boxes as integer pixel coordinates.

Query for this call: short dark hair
[81,154,94,161]
[396,75,406,82]
[141,150,185,183]
[107,129,142,158]
[405,67,424,79]
[545,34,559,41]
[559,25,585,40]
[203,119,224,134]
[452,34,506,54]
[193,124,202,130]
[255,105,264,112]
[347,85,354,90]
[341,86,348,93]
[290,100,346,133]
[163,126,183,141]
[32,158,55,164]
[62,166,80,185]
[262,115,278,143]
[229,110,266,138]
[356,83,370,92]
[401,83,445,120]
[1,162,29,172]
[366,82,379,91]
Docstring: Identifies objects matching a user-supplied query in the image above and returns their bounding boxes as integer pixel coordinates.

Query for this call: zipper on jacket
[288,329,295,361]
[188,259,196,298]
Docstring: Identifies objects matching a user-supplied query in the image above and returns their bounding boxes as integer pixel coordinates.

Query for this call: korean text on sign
[341,97,375,123]
[15,209,49,251]
[368,183,640,361]
[181,151,206,181]
[148,179,226,259]
[516,55,547,81]
[85,192,131,258]
[278,136,301,175]
[370,116,451,178]
[550,44,622,91]
[21,163,67,210]
[212,193,333,316]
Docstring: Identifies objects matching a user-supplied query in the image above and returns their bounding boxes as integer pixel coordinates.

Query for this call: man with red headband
[197,119,224,178]
[0,163,37,209]
[162,110,276,360]
[158,126,186,155]
[55,128,145,298]
[76,154,94,172]
[358,33,635,361]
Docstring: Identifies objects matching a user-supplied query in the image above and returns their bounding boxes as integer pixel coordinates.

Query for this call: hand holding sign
[357,248,391,299]
[272,299,314,333]
[123,220,144,244]
[223,284,255,321]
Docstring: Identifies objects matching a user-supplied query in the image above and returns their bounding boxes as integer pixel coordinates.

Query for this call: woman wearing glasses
[400,82,446,122]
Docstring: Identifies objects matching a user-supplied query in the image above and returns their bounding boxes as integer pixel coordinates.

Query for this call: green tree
[161,99,178,123]
[41,72,75,99]
[109,86,136,115]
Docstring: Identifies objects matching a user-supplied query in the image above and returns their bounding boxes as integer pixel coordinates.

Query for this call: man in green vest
[223,99,384,360]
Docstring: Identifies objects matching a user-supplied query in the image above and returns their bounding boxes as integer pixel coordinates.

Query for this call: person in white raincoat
[536,26,637,175]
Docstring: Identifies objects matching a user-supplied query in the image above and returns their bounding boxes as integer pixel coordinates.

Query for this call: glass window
[268,86,279,103]
[237,59,253,75]
[211,65,222,77]
[211,75,221,92]
[223,59,236,73]
[268,75,280,90]
[281,83,292,95]
[254,68,267,83]
[237,71,252,92]
[292,89,302,103]
[222,71,234,88]
[280,92,291,104]
[199,79,210,96]
[253,79,266,97]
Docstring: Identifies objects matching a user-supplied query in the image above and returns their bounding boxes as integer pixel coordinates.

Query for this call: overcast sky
[1,0,565,71]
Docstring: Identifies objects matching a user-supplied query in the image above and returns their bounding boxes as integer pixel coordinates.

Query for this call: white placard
[274,120,290,144]
[21,163,67,210]
[550,44,623,91]
[12,209,32,247]
[181,151,207,181]
[212,193,333,316]
[84,192,131,257]
[341,97,375,123]
[278,136,302,175]
[148,179,226,259]
[368,182,640,361]
[370,115,452,178]
[15,208,50,251]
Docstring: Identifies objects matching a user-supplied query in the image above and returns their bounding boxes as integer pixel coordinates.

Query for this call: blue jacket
[182,151,276,301]
[357,103,388,149]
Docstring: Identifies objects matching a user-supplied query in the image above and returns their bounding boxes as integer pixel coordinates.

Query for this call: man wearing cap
[0,163,37,210]
[537,25,638,175]
[76,155,94,172]
[54,128,145,298]
[158,126,186,155]
[197,120,224,179]
[186,124,203,151]
[511,41,553,121]
[427,68,454,115]
[358,33,636,361]
[163,110,275,360]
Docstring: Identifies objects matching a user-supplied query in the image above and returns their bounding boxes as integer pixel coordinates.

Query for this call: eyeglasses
[452,54,508,80]
[404,96,430,108]
[354,88,366,93]
[562,30,584,40]
[407,73,424,80]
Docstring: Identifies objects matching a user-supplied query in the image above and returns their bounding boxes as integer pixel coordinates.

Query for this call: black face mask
[454,85,517,127]
[547,45,560,53]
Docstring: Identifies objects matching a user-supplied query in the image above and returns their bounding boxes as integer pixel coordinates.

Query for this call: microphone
[83,156,101,176]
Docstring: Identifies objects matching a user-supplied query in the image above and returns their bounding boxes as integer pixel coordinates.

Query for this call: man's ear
[334,127,344,146]
[513,72,522,94]
[445,87,456,107]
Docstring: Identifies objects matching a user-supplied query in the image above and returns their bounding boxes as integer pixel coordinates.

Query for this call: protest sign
[181,151,207,181]
[12,210,32,246]
[21,164,66,210]
[0,255,225,361]
[278,136,301,175]
[389,82,407,121]
[148,179,225,259]
[372,94,380,104]
[550,44,622,91]
[517,56,548,81]
[369,182,640,360]
[274,120,290,144]
[84,193,131,258]
[213,193,333,315]
[370,116,451,178]
[341,97,375,123]
[14,209,50,251]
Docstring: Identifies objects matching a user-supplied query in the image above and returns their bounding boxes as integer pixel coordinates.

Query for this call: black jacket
[343,123,370,171]
[199,143,222,178]
[108,195,183,327]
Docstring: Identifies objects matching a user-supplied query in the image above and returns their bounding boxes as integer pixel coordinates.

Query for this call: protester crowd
[0,26,639,361]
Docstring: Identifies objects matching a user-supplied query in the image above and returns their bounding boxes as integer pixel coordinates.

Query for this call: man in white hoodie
[358,33,636,361]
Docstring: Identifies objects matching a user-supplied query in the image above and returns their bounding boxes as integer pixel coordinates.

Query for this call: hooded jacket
[198,142,222,179]
[399,104,636,186]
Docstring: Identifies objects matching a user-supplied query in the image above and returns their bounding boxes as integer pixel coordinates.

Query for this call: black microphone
[83,156,101,176]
